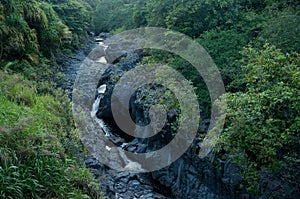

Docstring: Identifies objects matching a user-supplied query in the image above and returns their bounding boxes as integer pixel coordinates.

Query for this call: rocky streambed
[66,36,242,199]
[60,36,298,199]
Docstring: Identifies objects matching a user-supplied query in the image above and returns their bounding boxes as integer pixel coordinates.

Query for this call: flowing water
[59,37,280,199]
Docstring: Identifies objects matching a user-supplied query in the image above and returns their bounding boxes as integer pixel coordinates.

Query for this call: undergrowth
[0,69,104,199]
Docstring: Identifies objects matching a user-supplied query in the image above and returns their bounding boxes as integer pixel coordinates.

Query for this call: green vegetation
[218,44,299,193]
[0,70,102,198]
[0,0,91,61]
[0,0,299,197]
[0,0,103,198]
[91,0,300,195]
[46,0,92,47]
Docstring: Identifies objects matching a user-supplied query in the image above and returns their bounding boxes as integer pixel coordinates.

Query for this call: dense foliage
[0,0,103,198]
[0,70,102,198]
[0,0,92,61]
[0,0,299,197]
[219,44,299,193]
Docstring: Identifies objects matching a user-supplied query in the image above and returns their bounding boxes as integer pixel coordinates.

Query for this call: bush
[217,44,300,194]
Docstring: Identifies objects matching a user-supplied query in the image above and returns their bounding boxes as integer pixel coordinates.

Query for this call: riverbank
[0,63,103,199]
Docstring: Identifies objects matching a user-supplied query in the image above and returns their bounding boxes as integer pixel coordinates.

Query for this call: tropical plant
[218,44,300,194]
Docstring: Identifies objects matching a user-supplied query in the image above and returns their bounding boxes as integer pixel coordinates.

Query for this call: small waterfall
[90,84,112,138]
[91,84,145,172]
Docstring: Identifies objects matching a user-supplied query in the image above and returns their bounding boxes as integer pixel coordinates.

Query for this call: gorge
[66,35,298,199]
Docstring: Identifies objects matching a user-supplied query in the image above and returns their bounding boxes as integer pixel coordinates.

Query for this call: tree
[132,0,147,28]
[39,1,71,56]
[47,0,91,39]
[196,28,249,92]
[145,0,175,27]
[165,0,240,37]
[93,0,136,33]
[218,44,300,193]
[259,5,300,52]
[0,0,40,60]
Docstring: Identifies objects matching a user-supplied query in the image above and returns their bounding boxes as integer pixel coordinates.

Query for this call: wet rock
[57,39,97,99]
[96,50,142,120]
[91,47,241,199]
[85,157,172,199]
[85,156,108,179]
[151,153,228,199]
[199,118,210,133]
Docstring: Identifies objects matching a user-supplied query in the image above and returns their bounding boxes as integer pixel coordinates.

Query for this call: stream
[60,37,238,199]
[59,37,297,199]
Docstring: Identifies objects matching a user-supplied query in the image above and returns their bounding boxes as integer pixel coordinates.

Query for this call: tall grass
[0,70,104,199]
